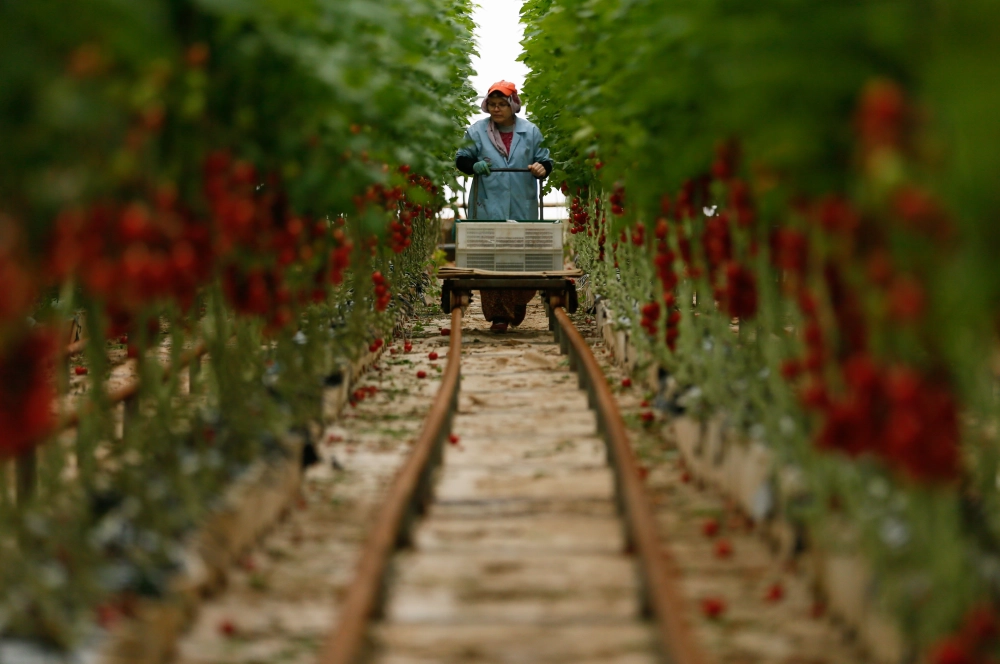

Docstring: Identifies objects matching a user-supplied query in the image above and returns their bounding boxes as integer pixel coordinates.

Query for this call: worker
[455,80,553,333]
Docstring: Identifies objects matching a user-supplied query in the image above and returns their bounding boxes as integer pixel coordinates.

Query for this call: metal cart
[441,169,579,324]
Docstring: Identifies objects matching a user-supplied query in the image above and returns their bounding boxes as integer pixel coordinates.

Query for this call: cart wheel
[440,282,452,315]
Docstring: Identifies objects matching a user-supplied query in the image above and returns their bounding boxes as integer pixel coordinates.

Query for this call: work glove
[473,160,491,176]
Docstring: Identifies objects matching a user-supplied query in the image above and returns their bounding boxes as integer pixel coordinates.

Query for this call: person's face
[486,95,514,125]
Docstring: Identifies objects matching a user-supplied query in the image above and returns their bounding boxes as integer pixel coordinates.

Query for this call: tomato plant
[0,0,475,648]
[522,0,1000,655]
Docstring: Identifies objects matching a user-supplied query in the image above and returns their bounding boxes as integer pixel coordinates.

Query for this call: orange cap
[487,80,518,97]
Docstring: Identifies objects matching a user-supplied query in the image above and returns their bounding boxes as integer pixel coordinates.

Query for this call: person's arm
[456,154,476,175]
[456,127,480,175]
[531,126,553,178]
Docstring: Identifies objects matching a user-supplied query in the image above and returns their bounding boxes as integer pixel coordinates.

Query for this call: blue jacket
[457,117,551,220]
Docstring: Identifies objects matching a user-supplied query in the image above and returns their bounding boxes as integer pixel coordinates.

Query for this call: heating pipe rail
[319,307,464,664]
[13,341,208,504]
[551,306,708,664]
[319,304,709,664]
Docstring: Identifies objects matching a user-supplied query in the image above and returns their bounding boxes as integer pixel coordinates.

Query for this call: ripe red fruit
[640,400,650,408]
[94,603,121,629]
[416,370,427,379]
[780,359,802,381]
[74,366,88,376]
[404,343,413,352]
[701,597,726,619]
[887,275,925,321]
[702,518,720,538]
[961,604,999,643]
[621,378,632,388]
[714,539,733,558]
[637,465,649,481]
[797,289,818,317]
[801,381,828,409]
[803,350,824,373]
[219,620,237,636]
[640,411,655,424]
[439,328,450,336]
[680,471,691,484]
[765,582,785,602]
[448,434,460,445]
[428,352,439,360]
[929,637,974,664]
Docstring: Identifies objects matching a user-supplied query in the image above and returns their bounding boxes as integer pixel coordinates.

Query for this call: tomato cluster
[205,150,339,330]
[609,183,626,217]
[524,0,1000,651]
[701,214,732,288]
[0,331,56,460]
[372,271,391,312]
[814,357,959,483]
[639,301,660,337]
[0,247,38,332]
[720,263,758,320]
[652,219,681,350]
[929,605,1000,664]
[48,194,212,336]
[568,195,591,235]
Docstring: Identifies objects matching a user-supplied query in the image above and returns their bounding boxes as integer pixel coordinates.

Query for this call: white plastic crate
[455,222,563,272]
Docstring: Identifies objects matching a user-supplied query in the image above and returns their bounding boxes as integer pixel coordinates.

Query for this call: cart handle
[481,169,547,220]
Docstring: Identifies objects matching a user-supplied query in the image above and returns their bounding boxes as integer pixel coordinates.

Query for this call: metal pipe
[51,341,207,435]
[319,308,463,664]
[453,202,565,209]
[552,307,709,664]
[12,340,209,502]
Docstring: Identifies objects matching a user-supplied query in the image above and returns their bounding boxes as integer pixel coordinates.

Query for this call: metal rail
[14,341,208,504]
[552,306,708,664]
[56,340,208,433]
[319,303,707,664]
[318,307,463,664]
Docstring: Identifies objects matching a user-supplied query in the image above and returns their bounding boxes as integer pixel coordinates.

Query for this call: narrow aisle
[371,298,658,663]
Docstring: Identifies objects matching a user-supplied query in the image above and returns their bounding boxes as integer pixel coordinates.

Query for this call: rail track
[318,297,708,664]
